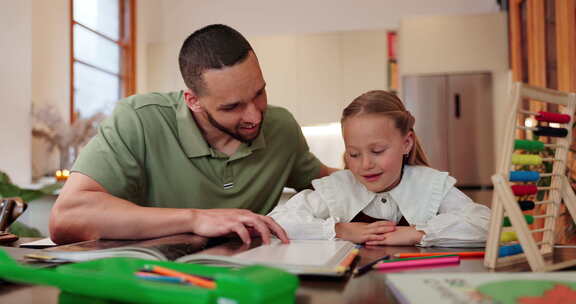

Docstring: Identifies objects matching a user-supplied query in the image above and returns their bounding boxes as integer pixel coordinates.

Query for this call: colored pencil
[144,265,216,289]
[354,255,390,276]
[335,246,361,272]
[381,254,458,263]
[374,255,460,270]
[139,268,214,281]
[135,272,188,284]
[394,251,485,258]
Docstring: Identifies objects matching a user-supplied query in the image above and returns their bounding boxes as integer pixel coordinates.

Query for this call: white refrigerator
[402,73,495,206]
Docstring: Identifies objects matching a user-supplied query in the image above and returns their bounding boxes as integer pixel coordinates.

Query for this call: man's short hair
[178,24,253,96]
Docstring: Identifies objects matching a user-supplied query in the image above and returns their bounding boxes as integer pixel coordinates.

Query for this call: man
[50,24,336,245]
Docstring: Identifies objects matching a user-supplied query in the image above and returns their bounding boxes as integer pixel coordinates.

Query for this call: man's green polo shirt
[73,91,322,214]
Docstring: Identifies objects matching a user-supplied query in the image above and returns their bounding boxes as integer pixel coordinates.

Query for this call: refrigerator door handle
[454,93,461,119]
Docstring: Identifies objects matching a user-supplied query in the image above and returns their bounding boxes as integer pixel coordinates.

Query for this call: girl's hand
[365,226,425,246]
[335,221,396,244]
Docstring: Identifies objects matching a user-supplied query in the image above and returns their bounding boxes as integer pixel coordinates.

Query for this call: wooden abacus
[484,82,576,271]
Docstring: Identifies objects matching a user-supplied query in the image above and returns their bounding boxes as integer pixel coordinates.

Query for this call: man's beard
[205,111,264,144]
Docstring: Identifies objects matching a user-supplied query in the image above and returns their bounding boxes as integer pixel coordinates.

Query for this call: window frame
[69,0,136,122]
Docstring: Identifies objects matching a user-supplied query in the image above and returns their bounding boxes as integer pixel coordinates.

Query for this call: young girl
[268,90,490,247]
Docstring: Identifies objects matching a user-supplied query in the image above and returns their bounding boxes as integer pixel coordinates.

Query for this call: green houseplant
[0,171,61,202]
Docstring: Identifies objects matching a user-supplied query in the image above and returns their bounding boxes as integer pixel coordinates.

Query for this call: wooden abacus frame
[484,82,576,271]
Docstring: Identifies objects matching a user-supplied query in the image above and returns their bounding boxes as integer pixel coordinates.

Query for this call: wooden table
[1,235,575,304]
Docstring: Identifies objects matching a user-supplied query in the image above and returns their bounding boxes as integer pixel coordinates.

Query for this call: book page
[23,235,223,263]
[25,246,168,262]
[233,239,352,267]
[19,238,56,248]
[177,239,356,276]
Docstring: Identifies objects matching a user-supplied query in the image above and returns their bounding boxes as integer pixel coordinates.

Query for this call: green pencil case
[0,249,298,304]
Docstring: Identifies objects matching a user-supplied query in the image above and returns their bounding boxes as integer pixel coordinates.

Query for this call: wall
[136,0,162,94]
[0,0,32,184]
[138,0,497,125]
[252,33,344,125]
[339,31,389,107]
[145,0,498,43]
[399,12,509,166]
[255,30,389,125]
[145,30,389,126]
[30,0,70,178]
[145,42,184,93]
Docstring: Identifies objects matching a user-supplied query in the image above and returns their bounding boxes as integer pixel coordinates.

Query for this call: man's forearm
[50,172,289,245]
[50,191,195,244]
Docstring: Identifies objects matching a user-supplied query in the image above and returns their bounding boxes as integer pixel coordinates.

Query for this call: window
[70,0,135,120]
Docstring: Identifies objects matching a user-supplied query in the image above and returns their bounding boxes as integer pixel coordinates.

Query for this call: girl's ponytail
[406,134,429,166]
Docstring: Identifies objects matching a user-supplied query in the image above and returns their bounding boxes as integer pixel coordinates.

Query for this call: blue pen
[135,272,188,284]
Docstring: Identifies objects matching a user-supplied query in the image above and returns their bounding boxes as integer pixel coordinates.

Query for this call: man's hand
[189,209,289,245]
[318,164,340,178]
[364,226,425,246]
[335,221,396,244]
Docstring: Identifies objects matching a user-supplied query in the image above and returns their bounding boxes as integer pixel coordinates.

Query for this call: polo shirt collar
[176,93,267,159]
[249,127,266,151]
[177,94,211,158]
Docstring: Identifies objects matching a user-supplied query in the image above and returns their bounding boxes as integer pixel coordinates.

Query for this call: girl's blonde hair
[341,90,430,167]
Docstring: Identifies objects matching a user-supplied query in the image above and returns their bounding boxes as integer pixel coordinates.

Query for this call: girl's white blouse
[268,166,491,247]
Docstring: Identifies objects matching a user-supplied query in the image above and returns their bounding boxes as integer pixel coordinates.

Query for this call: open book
[25,239,358,277]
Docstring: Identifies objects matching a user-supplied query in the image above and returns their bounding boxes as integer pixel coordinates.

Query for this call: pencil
[353,255,390,276]
[335,247,360,273]
[140,268,214,281]
[380,254,458,263]
[394,251,485,258]
[374,255,460,270]
[144,265,216,289]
